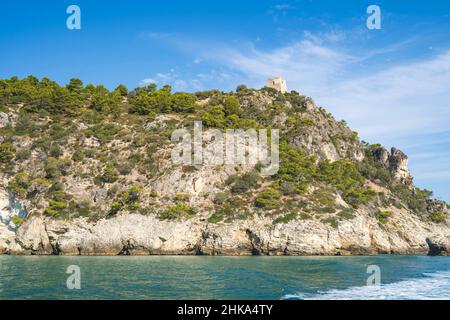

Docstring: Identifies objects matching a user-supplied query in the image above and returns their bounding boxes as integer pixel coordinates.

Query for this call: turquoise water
[1,255,450,299]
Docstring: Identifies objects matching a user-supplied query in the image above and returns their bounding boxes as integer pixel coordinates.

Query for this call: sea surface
[1,255,450,300]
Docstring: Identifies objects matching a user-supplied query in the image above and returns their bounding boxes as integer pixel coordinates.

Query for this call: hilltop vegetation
[0,75,447,229]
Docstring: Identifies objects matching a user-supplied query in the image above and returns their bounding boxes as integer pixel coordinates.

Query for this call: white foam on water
[282,270,450,300]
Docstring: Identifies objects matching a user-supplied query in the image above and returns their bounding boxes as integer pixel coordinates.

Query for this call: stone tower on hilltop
[266,77,288,93]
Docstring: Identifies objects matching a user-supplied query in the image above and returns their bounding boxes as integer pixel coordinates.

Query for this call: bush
[175,193,191,202]
[208,212,225,223]
[337,208,356,220]
[45,157,71,178]
[208,202,252,223]
[8,172,29,197]
[109,184,143,215]
[273,212,297,224]
[254,188,281,209]
[277,141,317,194]
[49,144,62,158]
[129,89,172,114]
[223,96,242,116]
[202,105,226,128]
[213,192,229,205]
[101,163,119,183]
[430,211,447,223]
[117,162,133,175]
[85,123,121,143]
[160,203,196,220]
[15,148,32,161]
[11,216,24,226]
[171,93,196,113]
[236,84,249,93]
[226,170,259,193]
[45,200,68,217]
[72,147,84,162]
[0,143,15,163]
[114,84,128,96]
[375,210,393,223]
[321,217,339,228]
[318,159,375,206]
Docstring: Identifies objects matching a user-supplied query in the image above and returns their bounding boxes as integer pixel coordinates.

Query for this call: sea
[0,255,449,300]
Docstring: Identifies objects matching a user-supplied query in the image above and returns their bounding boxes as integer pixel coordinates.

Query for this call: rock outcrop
[373,146,413,185]
[0,112,10,128]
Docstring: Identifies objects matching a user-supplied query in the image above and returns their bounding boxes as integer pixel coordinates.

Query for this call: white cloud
[139,78,157,85]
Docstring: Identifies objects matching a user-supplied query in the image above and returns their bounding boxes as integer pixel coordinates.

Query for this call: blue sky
[0,0,449,201]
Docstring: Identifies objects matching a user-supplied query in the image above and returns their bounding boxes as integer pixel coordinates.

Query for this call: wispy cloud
[139,31,174,40]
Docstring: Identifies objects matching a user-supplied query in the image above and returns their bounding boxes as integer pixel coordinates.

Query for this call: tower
[266,77,288,93]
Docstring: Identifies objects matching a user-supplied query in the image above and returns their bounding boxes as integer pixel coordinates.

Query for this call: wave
[282,270,450,300]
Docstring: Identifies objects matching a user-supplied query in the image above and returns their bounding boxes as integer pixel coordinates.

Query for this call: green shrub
[72,200,93,218]
[208,212,224,223]
[49,144,62,158]
[15,148,32,161]
[208,202,252,223]
[171,93,196,113]
[358,146,394,186]
[45,200,67,217]
[72,147,84,162]
[149,190,158,198]
[311,189,336,207]
[318,159,375,206]
[175,193,191,202]
[337,208,356,220]
[277,141,317,194]
[109,184,143,215]
[429,211,447,223]
[226,170,259,193]
[11,216,25,225]
[273,212,297,224]
[101,163,119,183]
[321,217,339,228]
[0,142,15,163]
[391,184,431,213]
[254,188,281,209]
[45,157,71,178]
[213,192,229,205]
[223,96,242,116]
[8,172,29,197]
[85,123,121,143]
[202,105,226,128]
[116,162,132,175]
[375,210,393,223]
[160,203,196,220]
[114,84,128,96]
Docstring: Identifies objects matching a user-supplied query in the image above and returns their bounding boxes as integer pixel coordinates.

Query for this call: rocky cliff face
[0,79,448,256]
[4,207,450,256]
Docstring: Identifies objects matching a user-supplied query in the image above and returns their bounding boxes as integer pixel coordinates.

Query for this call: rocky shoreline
[2,210,449,256]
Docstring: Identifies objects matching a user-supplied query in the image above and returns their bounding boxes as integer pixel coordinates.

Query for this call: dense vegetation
[0,76,446,226]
